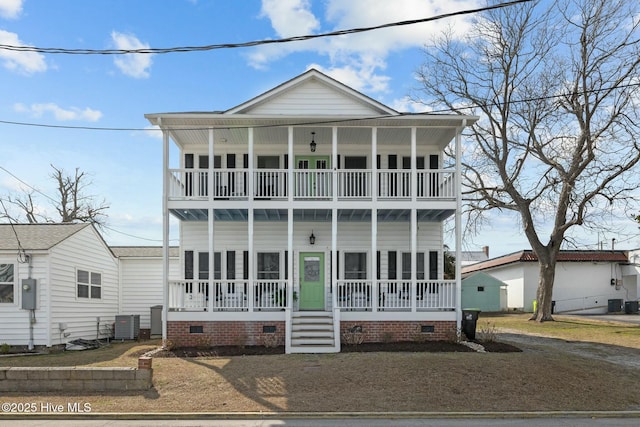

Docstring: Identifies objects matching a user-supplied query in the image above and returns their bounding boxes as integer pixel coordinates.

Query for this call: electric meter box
[21,278,37,310]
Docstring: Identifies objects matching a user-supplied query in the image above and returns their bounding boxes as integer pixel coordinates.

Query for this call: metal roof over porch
[170,208,454,222]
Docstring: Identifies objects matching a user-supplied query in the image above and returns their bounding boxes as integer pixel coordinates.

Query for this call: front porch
[168,279,457,312]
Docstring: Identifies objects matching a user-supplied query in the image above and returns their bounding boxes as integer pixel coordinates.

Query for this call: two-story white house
[146,69,477,353]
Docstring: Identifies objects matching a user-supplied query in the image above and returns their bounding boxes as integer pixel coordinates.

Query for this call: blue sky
[0,0,637,257]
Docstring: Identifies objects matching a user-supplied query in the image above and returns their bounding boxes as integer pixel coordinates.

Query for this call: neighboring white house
[113,246,179,333]
[0,223,181,347]
[460,246,490,267]
[146,68,478,353]
[0,223,119,347]
[461,250,636,314]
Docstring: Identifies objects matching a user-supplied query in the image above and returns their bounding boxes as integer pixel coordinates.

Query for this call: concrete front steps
[288,311,339,353]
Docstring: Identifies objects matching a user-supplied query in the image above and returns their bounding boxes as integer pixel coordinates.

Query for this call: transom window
[0,263,14,303]
[77,269,102,299]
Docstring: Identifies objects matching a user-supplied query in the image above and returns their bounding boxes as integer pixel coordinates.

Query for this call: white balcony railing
[168,168,455,201]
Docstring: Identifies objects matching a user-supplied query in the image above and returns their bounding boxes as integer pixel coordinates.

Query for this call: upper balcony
[167,168,455,202]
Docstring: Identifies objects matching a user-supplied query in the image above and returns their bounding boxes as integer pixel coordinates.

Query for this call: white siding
[180,220,443,280]
[119,257,179,329]
[484,265,526,310]
[484,261,632,314]
[247,80,381,115]
[0,253,50,346]
[48,227,119,345]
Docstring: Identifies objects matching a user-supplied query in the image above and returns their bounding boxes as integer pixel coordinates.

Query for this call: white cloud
[14,102,103,122]
[260,0,320,37]
[0,0,23,19]
[250,0,480,93]
[110,31,153,78]
[0,30,47,74]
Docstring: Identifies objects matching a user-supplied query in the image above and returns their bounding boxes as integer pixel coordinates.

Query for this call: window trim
[0,262,15,304]
[76,268,102,300]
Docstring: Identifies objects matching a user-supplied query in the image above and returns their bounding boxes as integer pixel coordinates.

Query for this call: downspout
[26,254,34,351]
[455,119,466,335]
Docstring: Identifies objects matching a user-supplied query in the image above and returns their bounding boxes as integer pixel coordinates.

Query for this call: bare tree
[416,0,640,321]
[1,165,109,228]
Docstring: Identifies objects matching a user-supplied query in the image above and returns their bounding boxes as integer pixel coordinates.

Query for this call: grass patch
[480,313,640,349]
[0,340,160,368]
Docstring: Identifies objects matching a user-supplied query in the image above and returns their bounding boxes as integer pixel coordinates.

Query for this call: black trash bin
[624,300,639,314]
[462,309,481,340]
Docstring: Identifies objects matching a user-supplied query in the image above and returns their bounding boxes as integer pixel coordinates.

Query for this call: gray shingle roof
[0,223,89,250]
[111,246,179,258]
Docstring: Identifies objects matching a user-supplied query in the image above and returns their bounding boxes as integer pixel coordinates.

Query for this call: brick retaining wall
[0,357,153,392]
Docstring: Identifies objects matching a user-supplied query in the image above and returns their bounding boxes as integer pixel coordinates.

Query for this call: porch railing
[168,279,291,312]
[168,168,455,201]
[335,279,456,311]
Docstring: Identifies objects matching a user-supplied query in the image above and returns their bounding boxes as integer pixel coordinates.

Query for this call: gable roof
[462,272,506,287]
[225,68,398,116]
[462,250,629,275]
[0,223,90,251]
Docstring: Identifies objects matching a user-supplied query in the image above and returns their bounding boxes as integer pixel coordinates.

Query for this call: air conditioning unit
[114,315,140,340]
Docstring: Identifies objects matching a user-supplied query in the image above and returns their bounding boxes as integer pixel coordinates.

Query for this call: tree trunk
[531,259,556,322]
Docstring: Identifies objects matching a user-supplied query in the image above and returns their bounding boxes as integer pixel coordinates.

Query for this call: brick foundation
[340,321,456,343]
[167,320,456,348]
[167,321,286,347]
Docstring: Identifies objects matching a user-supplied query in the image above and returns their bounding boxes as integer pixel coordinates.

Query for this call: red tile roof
[461,250,628,275]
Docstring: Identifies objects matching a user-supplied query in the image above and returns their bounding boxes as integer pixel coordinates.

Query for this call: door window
[303,257,321,282]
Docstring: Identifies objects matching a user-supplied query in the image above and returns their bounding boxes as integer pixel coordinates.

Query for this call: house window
[77,269,101,299]
[402,252,425,280]
[257,253,280,279]
[198,252,221,280]
[344,252,366,279]
[0,264,14,303]
[477,286,485,292]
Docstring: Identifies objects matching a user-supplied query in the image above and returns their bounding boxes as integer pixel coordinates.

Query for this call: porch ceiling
[150,115,474,151]
[169,208,454,222]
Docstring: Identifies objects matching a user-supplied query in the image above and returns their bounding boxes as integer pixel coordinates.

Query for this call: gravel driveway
[497,329,640,369]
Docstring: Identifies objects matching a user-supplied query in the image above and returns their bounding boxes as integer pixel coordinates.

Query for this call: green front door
[299,252,325,310]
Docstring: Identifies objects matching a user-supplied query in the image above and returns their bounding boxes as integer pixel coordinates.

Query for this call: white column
[332,127,338,201]
[411,209,417,313]
[288,127,294,202]
[371,128,378,311]
[411,128,418,312]
[208,129,215,313]
[287,207,294,309]
[371,206,378,312]
[248,128,254,201]
[208,128,214,201]
[208,207,214,313]
[332,207,338,308]
[161,122,169,343]
[455,120,466,331]
[248,128,255,311]
[411,127,417,203]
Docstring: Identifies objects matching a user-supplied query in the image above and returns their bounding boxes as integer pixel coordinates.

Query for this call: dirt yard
[1,314,639,413]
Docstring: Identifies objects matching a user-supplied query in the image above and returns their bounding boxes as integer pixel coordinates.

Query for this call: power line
[1,80,639,133]
[0,165,172,243]
[0,1,532,56]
